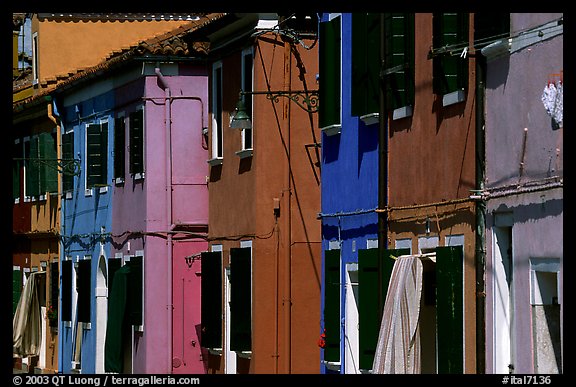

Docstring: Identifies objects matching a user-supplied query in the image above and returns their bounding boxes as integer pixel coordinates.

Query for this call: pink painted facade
[112,63,209,374]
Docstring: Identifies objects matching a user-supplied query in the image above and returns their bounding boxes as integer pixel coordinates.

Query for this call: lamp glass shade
[231,99,252,129]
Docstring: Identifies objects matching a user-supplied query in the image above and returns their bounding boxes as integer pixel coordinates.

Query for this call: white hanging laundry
[541,82,563,126]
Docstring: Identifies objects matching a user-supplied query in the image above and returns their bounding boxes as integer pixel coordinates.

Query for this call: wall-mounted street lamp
[14,157,81,176]
[230,89,319,130]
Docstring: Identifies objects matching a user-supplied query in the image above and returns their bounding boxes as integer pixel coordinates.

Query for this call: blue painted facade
[319,13,380,374]
[56,87,115,374]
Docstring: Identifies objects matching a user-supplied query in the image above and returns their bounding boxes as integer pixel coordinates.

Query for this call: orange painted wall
[31,16,190,82]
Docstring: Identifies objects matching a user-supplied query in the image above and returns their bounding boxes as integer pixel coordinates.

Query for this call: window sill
[114,177,125,185]
[65,191,73,200]
[236,351,252,359]
[442,90,466,107]
[322,360,341,371]
[235,149,253,159]
[207,157,223,166]
[360,113,379,126]
[134,325,143,332]
[133,172,145,181]
[392,105,413,120]
[14,198,20,204]
[85,188,93,197]
[320,124,342,136]
[207,348,223,356]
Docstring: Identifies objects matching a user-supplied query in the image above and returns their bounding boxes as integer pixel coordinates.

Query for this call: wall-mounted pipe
[155,67,174,373]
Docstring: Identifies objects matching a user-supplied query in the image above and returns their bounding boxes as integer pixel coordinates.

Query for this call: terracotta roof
[36,13,208,22]
[13,13,228,111]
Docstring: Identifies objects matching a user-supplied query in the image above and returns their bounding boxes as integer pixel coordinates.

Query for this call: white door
[493,227,514,373]
[95,256,108,373]
[344,267,360,374]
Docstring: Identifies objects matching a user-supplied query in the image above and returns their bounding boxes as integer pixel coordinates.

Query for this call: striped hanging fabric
[372,255,423,373]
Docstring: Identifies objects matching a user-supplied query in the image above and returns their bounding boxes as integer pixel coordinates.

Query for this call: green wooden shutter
[77,259,91,323]
[13,267,22,316]
[86,123,107,187]
[319,16,341,129]
[358,247,409,370]
[26,137,40,197]
[61,131,74,191]
[230,247,251,351]
[61,260,72,321]
[436,245,464,374]
[127,256,143,326]
[323,248,340,363]
[114,117,125,180]
[39,132,58,194]
[352,13,381,117]
[105,264,130,373]
[474,13,510,50]
[129,110,144,175]
[433,13,469,95]
[384,13,414,110]
[12,144,21,200]
[201,251,222,349]
[50,261,59,326]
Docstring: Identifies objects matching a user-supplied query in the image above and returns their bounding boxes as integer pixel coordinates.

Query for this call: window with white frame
[210,61,224,164]
[240,48,253,154]
[85,119,108,193]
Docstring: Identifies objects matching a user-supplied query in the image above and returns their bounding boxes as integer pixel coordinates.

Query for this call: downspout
[377,13,389,308]
[155,67,174,373]
[283,40,293,375]
[475,51,487,374]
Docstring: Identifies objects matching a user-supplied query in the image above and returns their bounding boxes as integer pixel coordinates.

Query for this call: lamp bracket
[14,158,82,176]
[241,90,319,113]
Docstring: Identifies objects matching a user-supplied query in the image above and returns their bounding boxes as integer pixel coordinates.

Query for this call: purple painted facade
[483,13,563,374]
[112,63,209,373]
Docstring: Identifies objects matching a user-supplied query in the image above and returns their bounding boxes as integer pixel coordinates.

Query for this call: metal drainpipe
[283,39,293,375]
[378,14,390,309]
[155,67,174,373]
[474,51,487,374]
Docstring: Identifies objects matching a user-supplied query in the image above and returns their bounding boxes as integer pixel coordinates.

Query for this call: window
[76,257,91,323]
[129,109,144,178]
[62,130,74,193]
[209,62,224,164]
[358,248,409,370]
[86,121,108,190]
[13,139,21,202]
[201,250,223,349]
[49,261,59,327]
[32,32,38,83]
[352,13,381,122]
[323,248,340,364]
[383,13,415,114]
[240,48,253,155]
[114,114,125,183]
[25,132,58,199]
[433,13,469,101]
[127,254,143,328]
[61,258,72,322]
[319,15,342,135]
[230,246,252,352]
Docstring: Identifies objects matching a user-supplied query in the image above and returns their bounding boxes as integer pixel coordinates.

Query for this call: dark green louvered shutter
[384,13,415,110]
[323,249,340,363]
[230,247,251,351]
[127,256,143,326]
[87,123,107,188]
[13,143,21,200]
[107,258,122,316]
[39,132,58,194]
[352,13,381,118]
[26,137,40,197]
[50,261,59,327]
[433,13,469,95]
[201,251,222,349]
[105,264,130,373]
[436,246,464,374]
[114,117,125,180]
[129,110,144,175]
[319,16,341,129]
[77,259,91,323]
[62,131,74,191]
[61,260,72,321]
[358,247,409,370]
[13,267,22,316]
[474,13,510,51]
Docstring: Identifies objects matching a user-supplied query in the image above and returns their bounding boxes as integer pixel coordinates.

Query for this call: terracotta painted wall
[32,16,190,82]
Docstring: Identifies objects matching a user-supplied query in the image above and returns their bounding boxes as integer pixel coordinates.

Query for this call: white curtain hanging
[13,271,44,358]
[372,255,423,374]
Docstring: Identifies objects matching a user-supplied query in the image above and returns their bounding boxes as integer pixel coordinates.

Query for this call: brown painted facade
[204,15,322,374]
[385,13,478,373]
